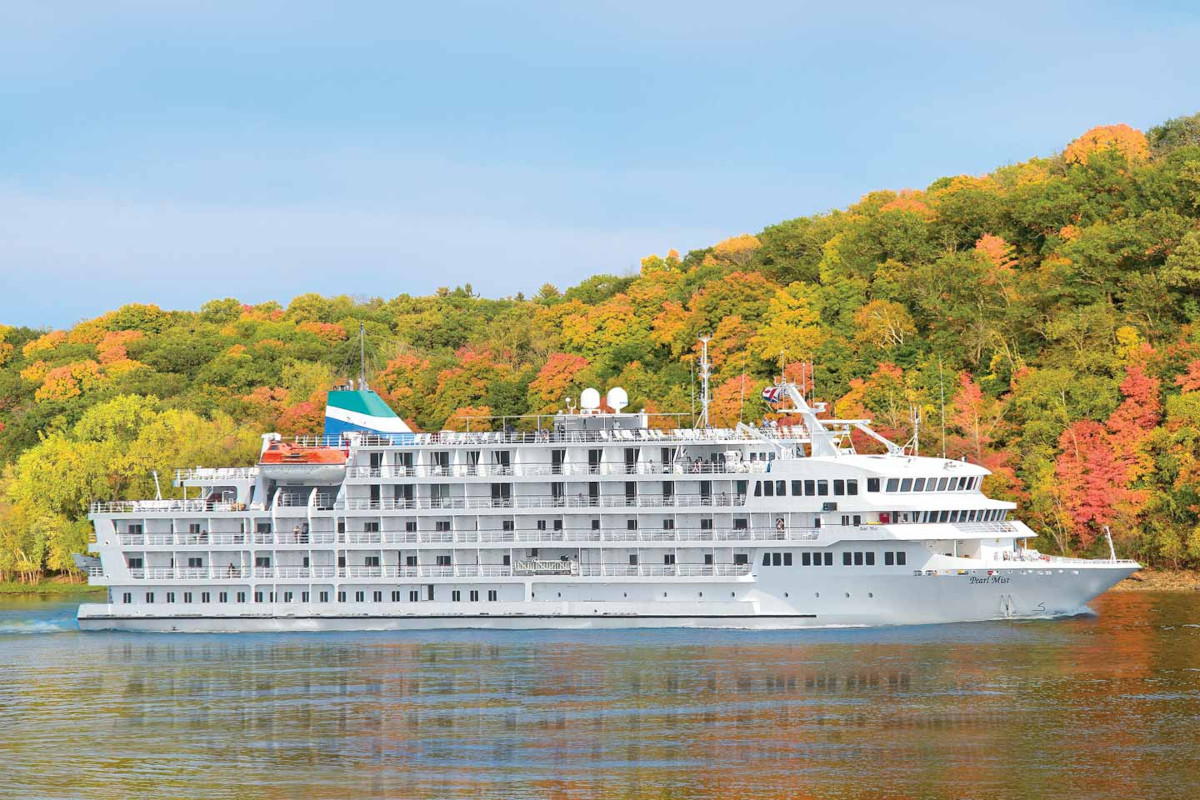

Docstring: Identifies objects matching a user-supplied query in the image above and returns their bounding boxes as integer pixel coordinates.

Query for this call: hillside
[4,113,1200,580]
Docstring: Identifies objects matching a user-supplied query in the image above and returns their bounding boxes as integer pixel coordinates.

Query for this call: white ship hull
[76,563,1135,632]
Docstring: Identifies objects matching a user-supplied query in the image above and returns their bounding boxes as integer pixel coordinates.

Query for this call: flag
[761,386,784,403]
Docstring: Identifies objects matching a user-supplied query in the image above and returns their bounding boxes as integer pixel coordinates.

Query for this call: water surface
[1,593,1198,799]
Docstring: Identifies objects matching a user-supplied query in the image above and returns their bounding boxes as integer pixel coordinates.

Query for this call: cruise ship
[75,357,1138,632]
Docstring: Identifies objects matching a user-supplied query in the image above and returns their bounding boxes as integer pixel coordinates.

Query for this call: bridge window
[763,481,774,497]
[847,480,859,495]
[853,552,864,566]
[784,553,793,566]
[804,480,815,495]
[802,552,811,566]
[867,478,880,492]
[948,477,959,491]
[886,478,899,492]
[734,553,748,565]
[865,553,875,566]
[843,552,852,566]
[885,552,894,566]
[817,480,829,496]
[792,480,802,496]
[824,553,833,566]
[772,553,782,566]
[763,552,771,567]
[900,479,912,492]
[913,478,925,492]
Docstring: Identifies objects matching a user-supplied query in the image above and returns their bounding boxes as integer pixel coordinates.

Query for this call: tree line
[4,113,1200,580]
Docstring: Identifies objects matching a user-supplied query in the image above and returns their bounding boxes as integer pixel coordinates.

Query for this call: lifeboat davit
[258,441,348,484]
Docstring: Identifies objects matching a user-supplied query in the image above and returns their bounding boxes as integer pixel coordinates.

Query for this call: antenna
[359,321,367,389]
[938,358,947,459]
[580,388,601,413]
[910,405,921,457]
[698,336,712,428]
[606,387,628,413]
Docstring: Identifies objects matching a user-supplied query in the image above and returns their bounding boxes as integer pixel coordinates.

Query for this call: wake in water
[0,606,80,635]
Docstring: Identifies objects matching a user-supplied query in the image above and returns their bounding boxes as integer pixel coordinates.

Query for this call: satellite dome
[580,388,601,412]
[606,387,629,413]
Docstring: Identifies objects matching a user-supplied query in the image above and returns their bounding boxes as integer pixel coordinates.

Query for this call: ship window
[592,519,601,530]
[365,521,380,532]
[502,520,514,531]
[337,591,346,602]
[733,518,748,530]
[237,592,246,603]
[282,592,292,603]
[254,592,264,603]
[886,478,899,492]
[219,592,228,603]
[182,592,192,603]
[122,592,132,604]
[802,552,811,566]
[701,519,713,530]
[784,553,793,566]
[817,481,829,496]
[318,592,327,603]
[776,481,786,496]
[866,552,875,566]
[488,590,498,601]
[470,590,479,601]
[372,591,382,602]
[947,477,959,491]
[352,591,363,602]
[189,523,201,534]
[853,552,863,566]
[867,478,880,492]
[762,552,771,567]
[897,551,907,566]
[926,480,937,492]
[758,481,768,497]
[301,592,309,603]
[629,554,639,565]
[406,555,418,567]
[843,552,852,566]
[913,478,925,492]
[188,557,202,568]
[804,480,815,495]
[772,553,782,567]
[390,591,400,602]
[436,555,452,566]
[256,556,271,568]
[885,552,894,566]
[704,553,714,565]
[665,554,676,565]
[435,521,451,532]
[554,520,564,530]
[452,590,461,602]
[939,510,949,523]
[627,520,638,530]
[663,519,675,530]
[127,557,143,569]
[201,592,211,603]
[337,521,346,534]
[409,590,420,602]
[537,520,547,530]
[834,479,845,495]
[847,480,859,496]
[900,479,912,492]
[734,553,748,565]
[502,555,510,566]
[824,553,833,566]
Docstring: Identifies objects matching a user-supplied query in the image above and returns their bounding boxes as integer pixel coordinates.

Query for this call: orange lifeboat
[258,441,348,484]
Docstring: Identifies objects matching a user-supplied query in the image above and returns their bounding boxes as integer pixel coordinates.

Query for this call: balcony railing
[111,562,755,581]
[110,526,820,548]
[340,494,748,512]
[345,461,768,479]
[291,425,803,448]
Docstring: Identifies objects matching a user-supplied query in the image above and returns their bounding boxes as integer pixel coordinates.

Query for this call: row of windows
[882,476,979,493]
[755,479,859,498]
[882,509,1006,524]
[120,589,502,604]
[759,550,907,568]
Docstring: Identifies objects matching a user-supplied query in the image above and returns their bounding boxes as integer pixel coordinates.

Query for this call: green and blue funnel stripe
[324,389,412,437]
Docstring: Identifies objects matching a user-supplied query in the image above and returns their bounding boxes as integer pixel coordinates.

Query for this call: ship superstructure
[76,373,1138,632]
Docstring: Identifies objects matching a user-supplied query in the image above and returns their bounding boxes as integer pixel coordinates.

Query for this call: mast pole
[698,336,712,428]
[359,321,366,389]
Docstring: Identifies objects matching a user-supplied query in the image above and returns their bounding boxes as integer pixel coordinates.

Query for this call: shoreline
[0,579,105,596]
[1111,569,1200,592]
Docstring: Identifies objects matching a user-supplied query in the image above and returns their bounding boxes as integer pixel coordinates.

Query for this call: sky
[2,1,1199,328]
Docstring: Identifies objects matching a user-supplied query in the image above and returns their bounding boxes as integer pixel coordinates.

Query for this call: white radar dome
[606,387,629,413]
[580,387,601,412]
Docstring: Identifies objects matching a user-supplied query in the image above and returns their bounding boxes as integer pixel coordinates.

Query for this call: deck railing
[291,426,802,448]
[106,562,755,581]
[345,461,768,479]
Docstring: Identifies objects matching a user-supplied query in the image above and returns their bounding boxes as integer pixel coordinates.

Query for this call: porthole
[663,592,668,598]
[731,592,736,598]
[844,592,850,598]
[699,592,704,598]
[784,592,789,598]
[868,592,874,598]
[815,592,820,598]
[557,592,561,598]
[623,592,627,598]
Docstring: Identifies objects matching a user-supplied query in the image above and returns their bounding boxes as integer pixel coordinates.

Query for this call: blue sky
[2,1,1198,328]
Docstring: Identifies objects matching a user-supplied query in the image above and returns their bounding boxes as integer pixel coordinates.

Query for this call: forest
[4,112,1200,581]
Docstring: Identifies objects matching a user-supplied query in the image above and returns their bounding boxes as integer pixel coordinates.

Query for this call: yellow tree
[750,282,825,364]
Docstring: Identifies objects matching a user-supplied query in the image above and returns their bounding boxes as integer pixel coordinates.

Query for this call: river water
[1,592,1197,800]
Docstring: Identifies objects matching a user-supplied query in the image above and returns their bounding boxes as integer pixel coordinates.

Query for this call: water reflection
[1,593,1198,799]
